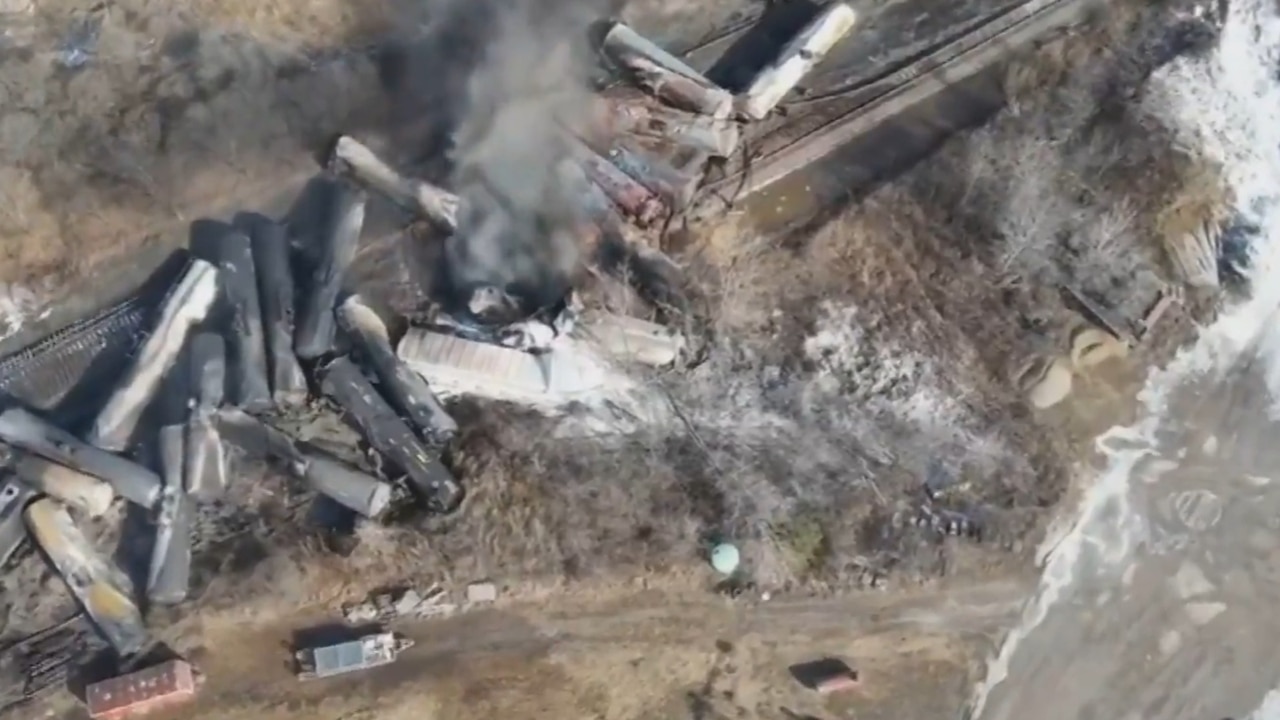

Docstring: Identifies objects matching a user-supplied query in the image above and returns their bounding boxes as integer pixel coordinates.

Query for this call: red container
[86,659,198,720]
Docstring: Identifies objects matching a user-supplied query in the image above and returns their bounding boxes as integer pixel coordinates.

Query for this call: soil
[0,0,1229,718]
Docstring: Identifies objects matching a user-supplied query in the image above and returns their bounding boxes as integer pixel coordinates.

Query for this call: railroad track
[699,0,1101,204]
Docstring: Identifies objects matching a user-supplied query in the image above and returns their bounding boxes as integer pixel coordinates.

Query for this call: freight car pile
[0,8,859,715]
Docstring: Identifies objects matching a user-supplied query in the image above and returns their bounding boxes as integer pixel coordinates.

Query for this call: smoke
[432,0,612,317]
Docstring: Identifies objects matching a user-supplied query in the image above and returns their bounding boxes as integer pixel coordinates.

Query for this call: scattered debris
[293,631,414,681]
[577,312,686,366]
[85,658,199,720]
[465,581,498,604]
[341,586,453,623]
[906,505,982,539]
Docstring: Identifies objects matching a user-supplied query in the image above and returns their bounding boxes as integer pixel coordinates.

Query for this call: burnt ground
[0,0,1234,717]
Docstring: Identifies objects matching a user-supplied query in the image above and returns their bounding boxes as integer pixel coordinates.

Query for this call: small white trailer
[294,632,415,681]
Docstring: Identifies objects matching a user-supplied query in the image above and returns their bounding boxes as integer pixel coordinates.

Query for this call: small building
[86,659,198,720]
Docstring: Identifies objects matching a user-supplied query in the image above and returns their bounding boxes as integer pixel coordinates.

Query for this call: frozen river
[970,0,1280,717]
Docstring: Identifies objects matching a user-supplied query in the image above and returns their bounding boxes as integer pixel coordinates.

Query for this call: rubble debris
[297,446,393,519]
[591,89,740,158]
[185,333,230,500]
[397,328,608,404]
[594,231,700,323]
[336,295,458,444]
[192,220,272,412]
[147,425,193,606]
[24,498,148,656]
[88,259,220,452]
[293,631,414,680]
[1069,325,1129,370]
[0,408,162,509]
[578,312,685,366]
[294,180,367,360]
[738,3,859,120]
[86,658,199,720]
[598,21,734,118]
[329,135,460,234]
[0,478,36,567]
[13,453,114,518]
[342,586,453,623]
[908,506,981,539]
[319,356,462,512]
[567,135,667,226]
[234,212,309,408]
[465,581,497,604]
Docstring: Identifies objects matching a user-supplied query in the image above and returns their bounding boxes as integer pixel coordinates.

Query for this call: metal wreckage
[0,7,859,713]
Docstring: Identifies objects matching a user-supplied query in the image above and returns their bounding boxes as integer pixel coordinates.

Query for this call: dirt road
[137,578,1029,720]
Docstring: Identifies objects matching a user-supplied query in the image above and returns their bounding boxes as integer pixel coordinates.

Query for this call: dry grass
[0,0,393,292]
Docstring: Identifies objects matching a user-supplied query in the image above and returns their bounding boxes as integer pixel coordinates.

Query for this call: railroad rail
[698,0,1100,204]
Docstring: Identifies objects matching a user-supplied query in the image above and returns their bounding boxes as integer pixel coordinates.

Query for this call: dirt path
[118,578,1029,720]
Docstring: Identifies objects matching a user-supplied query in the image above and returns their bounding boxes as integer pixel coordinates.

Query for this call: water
[970,0,1280,717]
